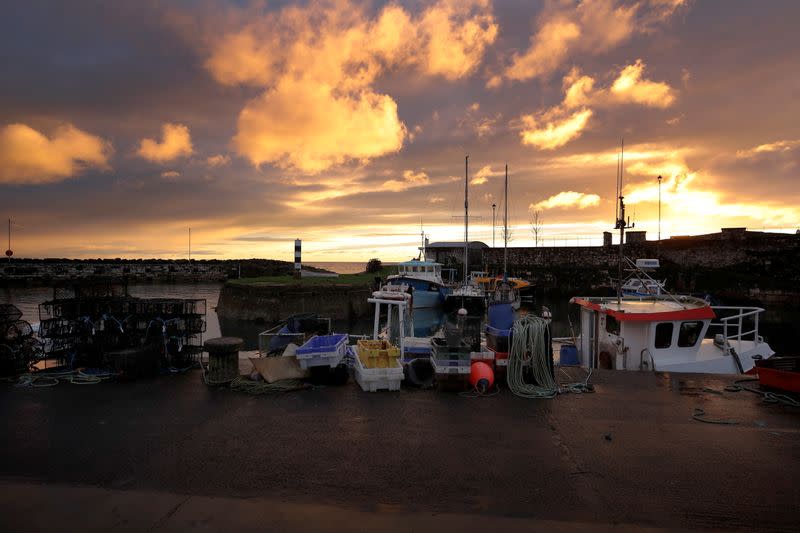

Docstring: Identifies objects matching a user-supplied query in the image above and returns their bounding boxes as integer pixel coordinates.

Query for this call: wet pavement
[1,369,798,531]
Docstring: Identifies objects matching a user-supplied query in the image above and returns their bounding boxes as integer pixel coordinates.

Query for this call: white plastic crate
[295,334,348,369]
[470,350,495,363]
[430,354,471,375]
[352,347,403,392]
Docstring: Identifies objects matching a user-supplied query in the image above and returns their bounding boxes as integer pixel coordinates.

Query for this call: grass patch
[228,266,394,286]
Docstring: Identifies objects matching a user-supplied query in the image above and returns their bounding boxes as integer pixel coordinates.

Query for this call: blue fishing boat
[386,260,450,308]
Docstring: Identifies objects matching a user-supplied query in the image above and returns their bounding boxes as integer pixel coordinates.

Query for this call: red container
[755,357,800,394]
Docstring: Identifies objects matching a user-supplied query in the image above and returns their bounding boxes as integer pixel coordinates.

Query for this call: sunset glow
[1,0,797,262]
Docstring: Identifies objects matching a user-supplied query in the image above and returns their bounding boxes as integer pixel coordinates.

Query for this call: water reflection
[1,284,795,355]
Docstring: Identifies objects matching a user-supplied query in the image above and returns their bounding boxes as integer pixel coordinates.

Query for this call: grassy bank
[227,266,393,286]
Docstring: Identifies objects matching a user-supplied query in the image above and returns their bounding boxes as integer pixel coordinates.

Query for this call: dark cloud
[1,1,798,259]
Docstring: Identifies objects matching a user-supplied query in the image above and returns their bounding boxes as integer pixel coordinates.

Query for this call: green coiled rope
[507,315,593,399]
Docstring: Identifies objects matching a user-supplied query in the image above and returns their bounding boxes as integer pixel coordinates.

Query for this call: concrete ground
[1,368,798,532]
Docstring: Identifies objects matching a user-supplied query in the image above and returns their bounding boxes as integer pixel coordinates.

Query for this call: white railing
[708,306,765,356]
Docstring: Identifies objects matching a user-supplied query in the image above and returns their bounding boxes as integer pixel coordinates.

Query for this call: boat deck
[1,368,799,531]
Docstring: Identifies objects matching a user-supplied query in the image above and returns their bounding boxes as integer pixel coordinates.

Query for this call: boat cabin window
[655,322,673,349]
[678,321,703,347]
[605,315,620,335]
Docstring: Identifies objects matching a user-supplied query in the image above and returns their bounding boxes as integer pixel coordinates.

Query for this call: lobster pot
[204,336,243,385]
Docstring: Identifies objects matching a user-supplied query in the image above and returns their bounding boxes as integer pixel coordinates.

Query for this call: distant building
[626,231,647,244]
[424,241,488,277]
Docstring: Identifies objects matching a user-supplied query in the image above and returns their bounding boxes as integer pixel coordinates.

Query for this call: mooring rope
[15,368,117,387]
[507,315,593,399]
[228,376,308,394]
[508,315,557,398]
[724,377,800,408]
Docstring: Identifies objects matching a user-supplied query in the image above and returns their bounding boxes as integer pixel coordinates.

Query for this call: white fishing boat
[569,295,773,374]
[621,258,665,296]
[565,141,774,375]
[621,277,665,296]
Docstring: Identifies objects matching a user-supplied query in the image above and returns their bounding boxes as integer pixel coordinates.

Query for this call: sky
[1,0,798,262]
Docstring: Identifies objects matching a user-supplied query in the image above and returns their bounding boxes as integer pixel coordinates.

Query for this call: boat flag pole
[464,155,469,289]
[503,163,508,280]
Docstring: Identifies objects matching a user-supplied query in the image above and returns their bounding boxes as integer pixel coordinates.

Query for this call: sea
[306,261,394,274]
[1,280,796,355]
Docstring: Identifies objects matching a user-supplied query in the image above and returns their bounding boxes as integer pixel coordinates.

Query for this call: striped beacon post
[294,239,301,274]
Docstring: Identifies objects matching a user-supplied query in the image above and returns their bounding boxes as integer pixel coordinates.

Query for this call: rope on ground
[14,368,117,387]
[692,408,739,425]
[459,383,501,398]
[229,376,309,394]
[724,377,800,408]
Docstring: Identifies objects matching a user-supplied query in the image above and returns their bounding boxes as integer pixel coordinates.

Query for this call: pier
[1,368,798,531]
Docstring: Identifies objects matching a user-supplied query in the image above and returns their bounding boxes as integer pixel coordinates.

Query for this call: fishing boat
[565,141,774,374]
[569,295,774,373]
[386,259,449,308]
[443,155,485,315]
[621,258,665,296]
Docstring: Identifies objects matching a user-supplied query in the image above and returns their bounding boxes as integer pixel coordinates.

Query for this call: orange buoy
[470,361,494,392]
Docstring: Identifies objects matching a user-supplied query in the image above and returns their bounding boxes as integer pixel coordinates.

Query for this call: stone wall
[0,258,303,286]
[483,231,800,295]
[216,283,373,322]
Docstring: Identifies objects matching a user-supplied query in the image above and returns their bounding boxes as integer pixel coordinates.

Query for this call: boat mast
[503,163,508,278]
[615,139,634,305]
[463,155,469,287]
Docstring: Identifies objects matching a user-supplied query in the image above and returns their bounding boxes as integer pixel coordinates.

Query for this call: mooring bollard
[203,336,243,385]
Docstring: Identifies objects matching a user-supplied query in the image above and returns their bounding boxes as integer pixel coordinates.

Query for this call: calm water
[306,261,396,274]
[1,284,795,355]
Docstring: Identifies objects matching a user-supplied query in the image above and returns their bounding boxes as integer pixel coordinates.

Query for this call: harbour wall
[483,230,800,300]
[216,283,373,322]
[0,259,304,286]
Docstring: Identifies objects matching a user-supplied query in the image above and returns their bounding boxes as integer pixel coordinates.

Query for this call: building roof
[397,259,441,266]
[426,241,489,249]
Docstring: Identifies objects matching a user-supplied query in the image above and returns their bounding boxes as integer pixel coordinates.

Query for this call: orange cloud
[0,123,112,184]
[206,154,231,167]
[609,60,676,108]
[736,139,800,158]
[564,61,677,109]
[205,0,497,173]
[532,191,600,210]
[516,61,675,150]
[236,79,406,173]
[383,169,430,192]
[160,170,181,178]
[137,123,193,162]
[498,0,684,86]
[519,108,593,150]
[470,164,499,185]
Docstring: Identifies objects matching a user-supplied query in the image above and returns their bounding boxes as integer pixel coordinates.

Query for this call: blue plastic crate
[295,334,348,369]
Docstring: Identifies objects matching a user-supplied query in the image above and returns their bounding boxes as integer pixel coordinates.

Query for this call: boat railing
[708,306,765,355]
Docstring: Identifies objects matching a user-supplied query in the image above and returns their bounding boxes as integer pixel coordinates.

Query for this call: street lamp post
[657,175,662,242]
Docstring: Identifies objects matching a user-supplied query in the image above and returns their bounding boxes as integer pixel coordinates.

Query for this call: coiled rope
[507,315,594,399]
[15,368,117,387]
[508,316,558,398]
[724,377,800,408]
[228,376,309,394]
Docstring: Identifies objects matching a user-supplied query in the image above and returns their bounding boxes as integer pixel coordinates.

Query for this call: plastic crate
[470,350,495,364]
[357,339,400,369]
[430,353,471,375]
[353,347,403,392]
[485,325,510,353]
[295,334,348,369]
